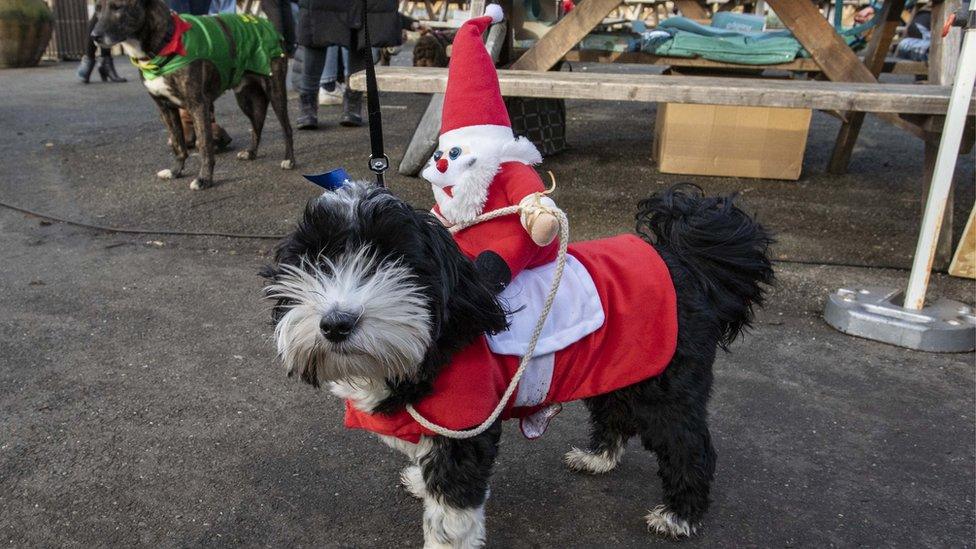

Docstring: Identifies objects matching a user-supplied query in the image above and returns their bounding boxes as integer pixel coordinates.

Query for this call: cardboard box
[654,103,812,180]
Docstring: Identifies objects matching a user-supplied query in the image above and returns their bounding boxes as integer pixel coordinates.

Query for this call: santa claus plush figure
[421,4,561,289]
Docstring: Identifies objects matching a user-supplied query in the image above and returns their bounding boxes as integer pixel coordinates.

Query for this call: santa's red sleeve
[451,162,558,280]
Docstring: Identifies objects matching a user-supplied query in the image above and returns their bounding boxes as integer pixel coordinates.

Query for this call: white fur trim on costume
[513,353,554,407]
[438,125,542,166]
[485,3,503,23]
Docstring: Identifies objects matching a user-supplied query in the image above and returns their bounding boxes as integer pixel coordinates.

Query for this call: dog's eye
[448,147,461,160]
[432,150,442,161]
[108,2,120,10]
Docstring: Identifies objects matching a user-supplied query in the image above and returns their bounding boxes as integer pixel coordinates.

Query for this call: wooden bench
[349,66,974,115]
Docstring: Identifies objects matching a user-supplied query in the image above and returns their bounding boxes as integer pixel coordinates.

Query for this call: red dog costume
[344,8,679,442]
[345,235,678,443]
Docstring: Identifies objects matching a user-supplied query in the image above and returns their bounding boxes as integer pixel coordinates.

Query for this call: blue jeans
[208,0,236,14]
[320,46,349,87]
[301,46,378,96]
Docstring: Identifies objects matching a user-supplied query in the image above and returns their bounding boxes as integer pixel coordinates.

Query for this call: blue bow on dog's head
[303,168,352,191]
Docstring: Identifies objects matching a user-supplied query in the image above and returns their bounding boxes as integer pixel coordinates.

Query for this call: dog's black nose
[320,311,358,343]
[90,30,103,41]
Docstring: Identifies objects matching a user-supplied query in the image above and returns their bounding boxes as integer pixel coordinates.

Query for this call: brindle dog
[91,0,295,190]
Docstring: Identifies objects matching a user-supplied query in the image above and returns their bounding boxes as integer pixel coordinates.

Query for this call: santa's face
[421,143,477,190]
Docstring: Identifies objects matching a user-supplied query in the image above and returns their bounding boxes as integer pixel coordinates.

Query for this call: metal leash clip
[369,154,390,174]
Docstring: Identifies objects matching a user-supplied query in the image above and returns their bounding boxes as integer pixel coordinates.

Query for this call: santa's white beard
[424,136,543,225]
[430,156,501,225]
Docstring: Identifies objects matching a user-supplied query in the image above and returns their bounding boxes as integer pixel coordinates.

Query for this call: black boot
[98,55,127,83]
[297,93,319,130]
[339,87,364,127]
[77,55,96,83]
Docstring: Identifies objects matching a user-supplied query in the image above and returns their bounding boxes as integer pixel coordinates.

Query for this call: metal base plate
[824,287,976,352]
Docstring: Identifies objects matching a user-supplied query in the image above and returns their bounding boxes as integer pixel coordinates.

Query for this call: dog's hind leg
[156,103,187,180]
[268,58,295,170]
[187,100,215,190]
[234,85,267,162]
[565,390,636,475]
[419,423,500,548]
[638,371,715,539]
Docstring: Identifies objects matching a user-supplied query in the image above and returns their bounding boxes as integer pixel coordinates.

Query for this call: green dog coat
[134,12,284,92]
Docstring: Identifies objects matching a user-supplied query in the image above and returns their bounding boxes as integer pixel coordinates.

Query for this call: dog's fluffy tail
[636,184,774,349]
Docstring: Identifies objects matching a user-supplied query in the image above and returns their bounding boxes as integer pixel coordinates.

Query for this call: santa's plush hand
[519,194,561,247]
[475,251,512,292]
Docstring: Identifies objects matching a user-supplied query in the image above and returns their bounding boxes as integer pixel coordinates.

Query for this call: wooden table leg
[828,0,906,174]
[510,0,622,71]
[766,0,923,168]
[765,0,877,82]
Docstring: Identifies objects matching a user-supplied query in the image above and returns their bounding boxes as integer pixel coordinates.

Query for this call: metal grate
[505,97,568,157]
[43,0,90,61]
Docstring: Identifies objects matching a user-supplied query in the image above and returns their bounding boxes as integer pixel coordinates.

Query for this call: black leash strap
[360,0,388,187]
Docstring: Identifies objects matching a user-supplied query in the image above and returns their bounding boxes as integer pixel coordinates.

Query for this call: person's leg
[298,45,327,129]
[320,46,339,90]
[318,46,343,105]
[97,46,127,83]
[77,14,98,83]
[337,47,349,84]
[340,40,368,127]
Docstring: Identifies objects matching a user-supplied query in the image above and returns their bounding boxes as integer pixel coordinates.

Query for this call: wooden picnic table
[375,0,970,265]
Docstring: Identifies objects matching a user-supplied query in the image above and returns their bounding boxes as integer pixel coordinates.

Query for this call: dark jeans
[300,39,372,96]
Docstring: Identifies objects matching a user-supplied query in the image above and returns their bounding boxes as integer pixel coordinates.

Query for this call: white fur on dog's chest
[143,76,183,106]
[119,40,183,106]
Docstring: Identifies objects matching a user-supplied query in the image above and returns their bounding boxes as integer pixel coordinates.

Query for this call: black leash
[360,0,388,187]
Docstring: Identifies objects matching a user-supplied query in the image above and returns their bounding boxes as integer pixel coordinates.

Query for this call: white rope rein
[405,197,570,439]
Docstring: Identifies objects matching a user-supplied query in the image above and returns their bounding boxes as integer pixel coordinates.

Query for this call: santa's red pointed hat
[439,5,512,143]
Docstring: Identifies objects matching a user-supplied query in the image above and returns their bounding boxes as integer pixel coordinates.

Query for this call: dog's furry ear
[259,198,350,323]
[418,215,509,341]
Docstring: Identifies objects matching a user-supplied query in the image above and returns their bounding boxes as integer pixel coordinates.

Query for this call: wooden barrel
[0,0,54,68]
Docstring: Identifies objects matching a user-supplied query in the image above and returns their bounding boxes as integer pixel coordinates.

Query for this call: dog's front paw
[400,465,426,499]
[237,150,255,161]
[563,447,622,475]
[189,178,211,191]
[157,168,177,180]
[645,505,698,539]
[280,159,295,170]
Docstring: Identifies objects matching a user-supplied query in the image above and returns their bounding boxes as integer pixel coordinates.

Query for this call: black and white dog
[262,181,773,546]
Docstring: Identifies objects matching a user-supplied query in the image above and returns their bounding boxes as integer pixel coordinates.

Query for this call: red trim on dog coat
[344,234,678,443]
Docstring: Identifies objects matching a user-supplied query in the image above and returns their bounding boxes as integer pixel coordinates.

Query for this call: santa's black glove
[474,251,511,293]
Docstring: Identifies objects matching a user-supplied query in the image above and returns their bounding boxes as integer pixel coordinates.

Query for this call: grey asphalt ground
[0,57,974,548]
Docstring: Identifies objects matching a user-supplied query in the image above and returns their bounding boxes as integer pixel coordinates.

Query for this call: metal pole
[904,4,976,310]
